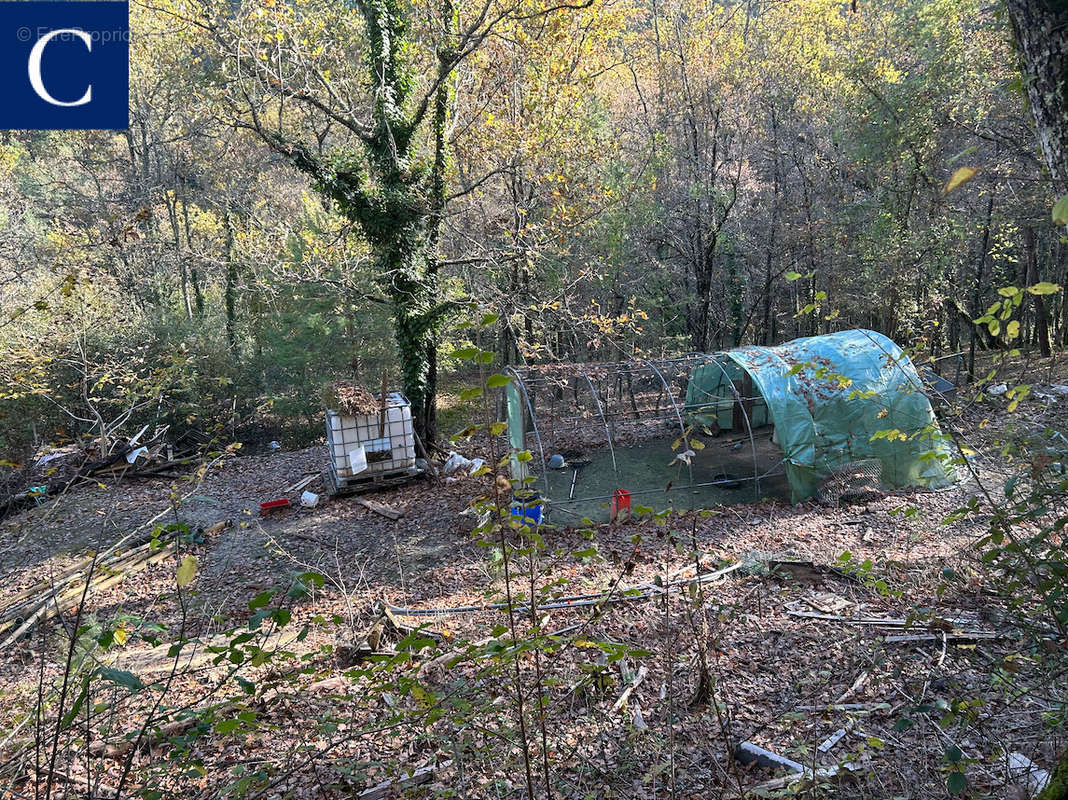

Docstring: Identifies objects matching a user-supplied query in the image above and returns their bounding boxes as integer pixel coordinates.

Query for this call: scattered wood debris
[383,560,743,618]
[356,760,452,800]
[0,522,202,649]
[735,740,862,795]
[89,715,201,759]
[797,702,890,713]
[0,409,1060,800]
[803,592,853,614]
[836,669,870,703]
[817,720,855,754]
[785,610,911,625]
[4,440,197,519]
[383,605,447,643]
[335,614,389,666]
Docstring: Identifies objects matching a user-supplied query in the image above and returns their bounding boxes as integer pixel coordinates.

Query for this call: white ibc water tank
[325,392,417,479]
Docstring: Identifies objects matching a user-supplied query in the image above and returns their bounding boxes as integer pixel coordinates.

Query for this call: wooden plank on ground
[355,498,404,520]
[283,472,320,494]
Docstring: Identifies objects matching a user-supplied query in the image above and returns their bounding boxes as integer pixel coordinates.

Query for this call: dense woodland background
[0,0,1063,457]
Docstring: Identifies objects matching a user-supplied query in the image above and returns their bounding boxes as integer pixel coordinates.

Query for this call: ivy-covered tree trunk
[266,0,456,443]
[1005,0,1068,192]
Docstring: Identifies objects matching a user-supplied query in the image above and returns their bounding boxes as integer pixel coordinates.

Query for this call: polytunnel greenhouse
[502,329,956,523]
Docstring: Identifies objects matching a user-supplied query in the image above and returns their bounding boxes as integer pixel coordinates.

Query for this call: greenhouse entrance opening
[503,330,955,523]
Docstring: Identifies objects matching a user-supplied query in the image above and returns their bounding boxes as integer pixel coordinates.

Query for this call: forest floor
[1,360,1067,799]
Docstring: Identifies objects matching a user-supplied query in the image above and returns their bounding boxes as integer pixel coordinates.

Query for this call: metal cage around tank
[323,392,421,495]
[502,329,956,523]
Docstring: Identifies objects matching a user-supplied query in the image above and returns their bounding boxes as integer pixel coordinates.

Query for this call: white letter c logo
[28,29,93,107]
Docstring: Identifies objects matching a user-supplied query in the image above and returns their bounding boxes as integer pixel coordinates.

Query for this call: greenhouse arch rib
[577,363,618,479]
[640,358,695,491]
[702,354,763,496]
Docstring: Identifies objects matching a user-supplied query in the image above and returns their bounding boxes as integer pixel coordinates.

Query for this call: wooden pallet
[324,464,422,497]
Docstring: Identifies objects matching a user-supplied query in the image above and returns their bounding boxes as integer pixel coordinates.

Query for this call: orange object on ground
[610,489,631,522]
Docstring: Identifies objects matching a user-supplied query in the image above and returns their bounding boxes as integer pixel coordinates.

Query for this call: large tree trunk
[1005,0,1068,192]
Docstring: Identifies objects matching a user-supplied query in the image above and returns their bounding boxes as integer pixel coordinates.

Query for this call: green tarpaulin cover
[686,329,954,502]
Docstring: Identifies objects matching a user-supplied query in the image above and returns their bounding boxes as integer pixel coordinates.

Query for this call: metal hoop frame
[504,356,776,516]
[640,357,695,492]
[703,355,763,497]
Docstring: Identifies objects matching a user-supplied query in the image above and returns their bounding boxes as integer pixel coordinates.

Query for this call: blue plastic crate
[510,496,544,526]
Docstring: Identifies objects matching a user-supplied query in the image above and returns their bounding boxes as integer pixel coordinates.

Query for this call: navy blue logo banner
[0,1,129,130]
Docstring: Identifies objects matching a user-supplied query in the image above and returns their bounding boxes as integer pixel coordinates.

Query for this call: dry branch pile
[325,381,383,416]
[3,428,198,519]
